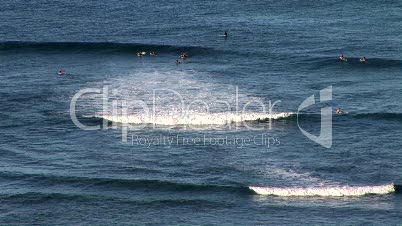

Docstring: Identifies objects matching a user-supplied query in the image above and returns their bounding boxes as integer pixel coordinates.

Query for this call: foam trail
[99,112,293,125]
[249,184,395,197]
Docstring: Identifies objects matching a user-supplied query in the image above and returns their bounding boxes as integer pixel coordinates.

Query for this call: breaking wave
[249,184,396,197]
[97,112,293,125]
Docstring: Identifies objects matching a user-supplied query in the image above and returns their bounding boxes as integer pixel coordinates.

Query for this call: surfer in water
[150,51,157,56]
[335,108,343,115]
[360,57,366,63]
[137,52,146,57]
[339,55,347,62]
[224,31,228,37]
[180,53,188,59]
[175,60,181,65]
[58,70,65,76]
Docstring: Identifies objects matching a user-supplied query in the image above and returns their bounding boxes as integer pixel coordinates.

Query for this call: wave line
[249,184,396,197]
[98,112,293,125]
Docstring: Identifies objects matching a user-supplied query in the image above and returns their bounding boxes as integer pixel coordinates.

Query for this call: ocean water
[1,0,401,225]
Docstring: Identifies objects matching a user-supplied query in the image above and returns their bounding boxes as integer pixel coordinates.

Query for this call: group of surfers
[339,55,367,63]
[336,55,368,114]
[137,51,158,57]
[58,51,189,75]
[134,31,228,64]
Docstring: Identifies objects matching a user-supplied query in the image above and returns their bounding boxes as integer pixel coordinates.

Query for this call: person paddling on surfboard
[180,53,188,59]
[58,70,65,76]
[335,108,343,115]
[360,57,366,63]
[137,52,146,57]
[339,55,347,62]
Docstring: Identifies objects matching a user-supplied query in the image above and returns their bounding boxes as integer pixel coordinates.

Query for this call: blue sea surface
[0,0,401,225]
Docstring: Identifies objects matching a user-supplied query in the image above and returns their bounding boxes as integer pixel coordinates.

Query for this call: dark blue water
[1,0,401,224]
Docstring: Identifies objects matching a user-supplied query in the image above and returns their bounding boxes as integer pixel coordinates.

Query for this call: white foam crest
[99,112,293,125]
[249,184,395,197]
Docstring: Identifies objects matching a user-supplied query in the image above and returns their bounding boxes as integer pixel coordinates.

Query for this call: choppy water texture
[0,0,401,225]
